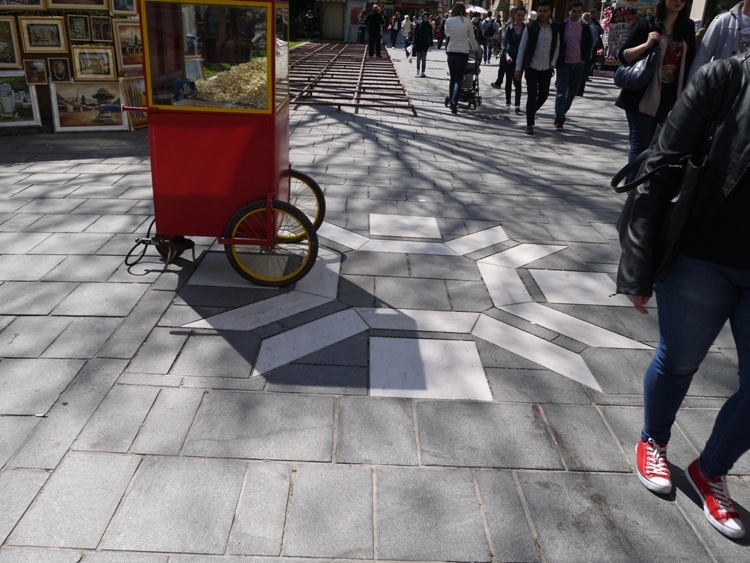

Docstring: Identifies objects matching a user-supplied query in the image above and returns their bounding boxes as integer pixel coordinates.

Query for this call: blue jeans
[625,109,658,165]
[554,62,585,122]
[447,52,469,106]
[642,255,750,477]
[415,49,427,73]
[483,37,493,62]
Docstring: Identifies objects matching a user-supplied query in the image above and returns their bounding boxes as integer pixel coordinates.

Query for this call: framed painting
[184,57,203,81]
[45,0,108,10]
[114,20,142,70]
[0,17,22,69]
[90,16,113,42]
[111,0,137,16]
[0,71,42,127]
[50,81,127,132]
[19,17,67,53]
[119,76,146,129]
[0,0,45,11]
[66,14,91,41]
[48,57,71,81]
[71,45,116,80]
[22,59,47,84]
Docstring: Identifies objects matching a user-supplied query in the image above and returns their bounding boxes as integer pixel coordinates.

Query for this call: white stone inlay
[480,244,567,269]
[184,292,332,331]
[294,247,341,299]
[318,222,369,250]
[477,262,532,306]
[187,252,278,289]
[360,239,457,255]
[356,308,479,333]
[472,314,603,392]
[252,309,368,375]
[370,214,441,239]
[445,225,509,255]
[369,337,492,401]
[499,303,652,349]
[530,270,632,307]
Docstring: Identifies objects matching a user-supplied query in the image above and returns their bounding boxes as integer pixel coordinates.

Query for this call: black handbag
[614,45,659,90]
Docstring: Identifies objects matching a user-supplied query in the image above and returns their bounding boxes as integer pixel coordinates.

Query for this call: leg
[504,60,516,105]
[535,68,553,116]
[376,35,382,57]
[554,63,570,123]
[563,63,585,115]
[524,68,540,127]
[514,71,523,109]
[420,50,427,73]
[368,34,375,56]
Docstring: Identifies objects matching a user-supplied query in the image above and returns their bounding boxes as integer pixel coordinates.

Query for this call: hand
[647,31,661,47]
[514,70,522,81]
[628,295,651,314]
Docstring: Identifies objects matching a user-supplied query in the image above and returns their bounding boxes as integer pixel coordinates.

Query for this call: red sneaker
[635,438,672,494]
[685,459,745,539]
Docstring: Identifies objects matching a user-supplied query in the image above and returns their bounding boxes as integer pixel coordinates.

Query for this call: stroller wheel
[468,101,476,110]
[444,96,450,107]
[477,96,482,106]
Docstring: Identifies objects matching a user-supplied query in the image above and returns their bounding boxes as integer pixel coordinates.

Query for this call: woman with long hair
[444,2,479,114]
[615,0,696,166]
[501,5,526,113]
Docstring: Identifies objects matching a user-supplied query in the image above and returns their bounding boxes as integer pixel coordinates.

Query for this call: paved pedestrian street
[0,45,748,562]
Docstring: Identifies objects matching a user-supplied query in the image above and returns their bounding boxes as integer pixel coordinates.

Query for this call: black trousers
[368,32,382,56]
[524,67,553,126]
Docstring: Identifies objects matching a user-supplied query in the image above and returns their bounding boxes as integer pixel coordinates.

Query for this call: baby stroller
[445,50,483,110]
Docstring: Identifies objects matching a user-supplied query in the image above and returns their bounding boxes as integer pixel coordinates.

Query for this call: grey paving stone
[0,358,84,415]
[518,472,711,562]
[265,365,368,395]
[10,359,125,469]
[82,553,168,563]
[9,452,140,549]
[131,388,205,456]
[445,279,493,312]
[339,251,410,277]
[0,316,72,358]
[0,548,83,563]
[26,214,100,233]
[25,232,112,255]
[473,470,540,562]
[127,326,189,374]
[0,469,49,544]
[0,281,77,315]
[0,232,50,254]
[170,330,259,378]
[103,456,245,554]
[336,397,418,465]
[417,401,564,469]
[295,333,368,366]
[52,282,149,317]
[0,417,39,469]
[690,351,744,398]
[376,466,490,561]
[73,385,159,453]
[68,199,137,216]
[582,348,655,395]
[42,255,125,282]
[0,254,64,280]
[338,275,376,307]
[41,317,122,359]
[374,277,450,310]
[486,368,592,404]
[183,391,334,462]
[407,254,482,281]
[228,462,292,556]
[283,464,373,558]
[675,407,750,475]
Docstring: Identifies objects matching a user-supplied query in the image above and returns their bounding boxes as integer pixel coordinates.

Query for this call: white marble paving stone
[186,251,279,288]
[359,239,456,255]
[444,225,509,255]
[252,309,368,375]
[356,308,479,333]
[293,246,341,299]
[479,243,567,269]
[369,213,441,239]
[370,337,492,401]
[317,221,369,250]
[184,292,332,331]
[500,303,652,349]
[472,315,603,392]
[477,262,532,306]
[530,269,633,307]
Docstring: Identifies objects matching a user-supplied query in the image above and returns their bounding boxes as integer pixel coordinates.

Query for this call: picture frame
[66,14,91,42]
[0,0,45,11]
[0,17,22,69]
[0,71,42,127]
[111,0,137,17]
[119,75,146,129]
[114,20,142,70]
[22,59,47,84]
[19,17,67,54]
[48,57,71,81]
[45,0,108,11]
[71,45,116,80]
[184,57,203,81]
[89,16,113,42]
[50,81,127,132]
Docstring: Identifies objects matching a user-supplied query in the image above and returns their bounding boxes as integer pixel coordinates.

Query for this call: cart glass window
[275,4,288,108]
[142,0,272,112]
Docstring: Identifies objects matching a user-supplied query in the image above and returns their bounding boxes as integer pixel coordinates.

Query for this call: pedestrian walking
[390,12,402,48]
[365,5,386,58]
[515,0,559,135]
[402,15,413,56]
[437,16,447,49]
[617,51,750,541]
[578,11,603,96]
[690,1,749,79]
[491,5,517,89]
[481,13,498,64]
[444,2,479,114]
[413,12,433,77]
[500,5,526,113]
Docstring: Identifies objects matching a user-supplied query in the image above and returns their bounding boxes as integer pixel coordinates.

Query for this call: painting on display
[114,20,142,70]
[119,75,146,129]
[111,0,137,16]
[0,0,45,11]
[90,16,113,42]
[19,17,67,53]
[22,59,47,84]
[71,45,116,80]
[66,14,91,41]
[50,81,127,132]
[0,17,22,69]
[45,0,108,10]
[0,71,41,127]
[48,57,71,81]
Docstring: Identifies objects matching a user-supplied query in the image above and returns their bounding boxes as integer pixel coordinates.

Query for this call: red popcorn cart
[128,0,325,286]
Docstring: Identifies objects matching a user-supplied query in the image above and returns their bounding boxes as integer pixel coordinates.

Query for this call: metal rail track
[289,42,416,115]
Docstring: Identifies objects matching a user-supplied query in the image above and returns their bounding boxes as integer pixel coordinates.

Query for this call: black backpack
[482,18,495,38]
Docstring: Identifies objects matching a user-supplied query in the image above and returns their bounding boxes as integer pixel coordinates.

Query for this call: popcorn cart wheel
[288,168,326,230]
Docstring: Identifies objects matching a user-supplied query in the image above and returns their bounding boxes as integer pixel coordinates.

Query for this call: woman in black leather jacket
[617,53,750,540]
[615,0,695,165]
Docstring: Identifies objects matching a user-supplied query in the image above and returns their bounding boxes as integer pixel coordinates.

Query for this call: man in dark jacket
[365,5,386,57]
[412,12,433,77]
[617,52,750,540]
[553,1,593,129]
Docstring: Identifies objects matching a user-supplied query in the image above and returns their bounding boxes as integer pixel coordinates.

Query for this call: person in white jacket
[689,1,750,79]
[444,2,479,113]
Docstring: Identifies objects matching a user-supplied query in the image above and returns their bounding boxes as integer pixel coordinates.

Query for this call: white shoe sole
[635,444,672,495]
[685,466,746,539]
